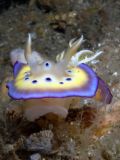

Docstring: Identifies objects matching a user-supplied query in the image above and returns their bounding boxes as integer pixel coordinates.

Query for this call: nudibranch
[7,34,112,121]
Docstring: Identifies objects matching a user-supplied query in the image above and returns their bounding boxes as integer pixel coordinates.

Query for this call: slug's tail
[94,77,112,104]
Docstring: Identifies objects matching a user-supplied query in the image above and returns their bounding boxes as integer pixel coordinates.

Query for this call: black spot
[59,82,64,84]
[25,77,29,80]
[68,70,72,73]
[45,77,52,81]
[32,80,38,84]
[45,62,49,67]
[66,78,72,81]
